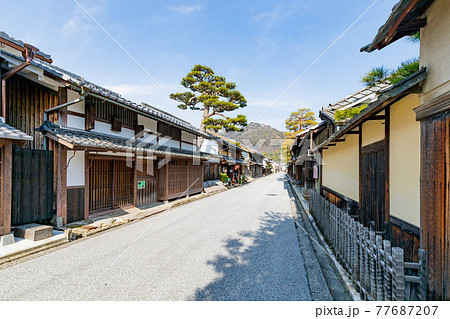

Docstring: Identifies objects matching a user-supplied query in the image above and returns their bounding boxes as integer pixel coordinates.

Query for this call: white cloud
[168,4,202,14]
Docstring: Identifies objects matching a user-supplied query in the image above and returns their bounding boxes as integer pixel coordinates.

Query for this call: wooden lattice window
[158,122,181,141]
[87,97,137,129]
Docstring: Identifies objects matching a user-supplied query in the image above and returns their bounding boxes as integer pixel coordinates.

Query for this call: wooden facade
[3,69,59,149]
[417,110,449,299]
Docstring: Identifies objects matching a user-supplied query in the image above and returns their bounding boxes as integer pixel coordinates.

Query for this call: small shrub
[220,173,229,183]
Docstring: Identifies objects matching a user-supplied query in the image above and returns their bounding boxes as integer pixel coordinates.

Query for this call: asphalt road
[0,173,311,301]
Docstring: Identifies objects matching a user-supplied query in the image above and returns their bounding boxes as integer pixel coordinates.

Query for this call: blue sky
[2,0,419,131]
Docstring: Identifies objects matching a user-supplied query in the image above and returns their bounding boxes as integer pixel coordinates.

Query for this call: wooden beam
[385,106,390,236]
[0,141,12,236]
[56,143,67,225]
[370,115,386,121]
[358,124,362,223]
[445,114,450,300]
[133,154,137,206]
[164,163,169,202]
[44,133,75,149]
[84,151,90,219]
[396,18,427,33]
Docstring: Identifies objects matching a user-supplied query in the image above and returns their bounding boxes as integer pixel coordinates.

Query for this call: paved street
[0,173,311,301]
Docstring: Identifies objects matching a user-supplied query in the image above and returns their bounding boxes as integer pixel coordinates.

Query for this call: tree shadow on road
[189,211,311,301]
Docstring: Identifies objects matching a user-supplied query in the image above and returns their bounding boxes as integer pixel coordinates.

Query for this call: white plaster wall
[67,150,85,187]
[67,115,85,130]
[182,131,197,144]
[420,0,450,102]
[322,134,359,201]
[361,119,385,147]
[158,137,180,149]
[92,121,135,139]
[181,142,194,151]
[200,139,219,155]
[389,94,421,226]
[138,115,157,132]
[67,90,85,114]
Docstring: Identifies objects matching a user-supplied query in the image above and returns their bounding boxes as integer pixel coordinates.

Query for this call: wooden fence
[11,147,54,225]
[309,190,427,301]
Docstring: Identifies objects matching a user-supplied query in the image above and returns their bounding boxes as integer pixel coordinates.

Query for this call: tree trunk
[197,107,209,149]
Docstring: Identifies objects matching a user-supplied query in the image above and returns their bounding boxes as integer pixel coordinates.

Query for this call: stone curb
[288,179,360,301]
[0,236,68,266]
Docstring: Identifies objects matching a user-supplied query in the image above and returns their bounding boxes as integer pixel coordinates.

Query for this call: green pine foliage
[334,104,368,122]
[389,58,420,84]
[170,65,247,132]
[361,66,391,87]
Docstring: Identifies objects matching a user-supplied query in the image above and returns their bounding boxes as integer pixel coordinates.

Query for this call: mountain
[222,122,285,163]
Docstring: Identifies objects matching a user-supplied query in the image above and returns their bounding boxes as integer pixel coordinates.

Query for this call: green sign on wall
[137,181,146,189]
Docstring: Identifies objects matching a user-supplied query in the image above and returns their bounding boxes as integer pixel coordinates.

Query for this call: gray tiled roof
[0,30,206,137]
[37,121,207,159]
[0,121,33,141]
[322,81,391,115]
[0,31,52,61]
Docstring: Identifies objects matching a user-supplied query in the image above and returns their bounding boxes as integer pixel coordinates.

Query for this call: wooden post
[359,224,365,293]
[186,160,190,196]
[201,160,204,192]
[376,235,384,300]
[58,87,68,128]
[56,143,67,225]
[1,141,12,235]
[392,247,405,301]
[84,151,90,219]
[418,249,427,301]
[164,163,169,202]
[383,240,392,301]
[358,124,362,224]
[133,154,137,206]
[369,231,376,298]
[363,227,370,295]
[384,106,390,236]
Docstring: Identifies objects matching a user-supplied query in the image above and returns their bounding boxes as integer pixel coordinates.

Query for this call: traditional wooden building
[0,31,208,230]
[361,0,449,300]
[239,144,264,179]
[206,130,244,184]
[289,118,335,193]
[0,121,32,242]
[313,69,426,263]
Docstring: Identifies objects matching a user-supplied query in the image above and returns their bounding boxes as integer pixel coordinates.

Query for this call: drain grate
[266,193,278,196]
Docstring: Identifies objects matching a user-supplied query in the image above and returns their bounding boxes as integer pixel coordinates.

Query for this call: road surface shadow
[189,211,311,301]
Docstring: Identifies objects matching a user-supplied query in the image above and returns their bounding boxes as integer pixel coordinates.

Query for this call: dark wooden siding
[420,112,449,300]
[158,122,181,141]
[88,158,134,212]
[322,185,359,216]
[11,147,54,225]
[67,187,85,224]
[204,163,219,181]
[158,159,203,200]
[136,158,157,207]
[88,97,137,129]
[89,159,113,212]
[390,216,420,262]
[4,72,59,149]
